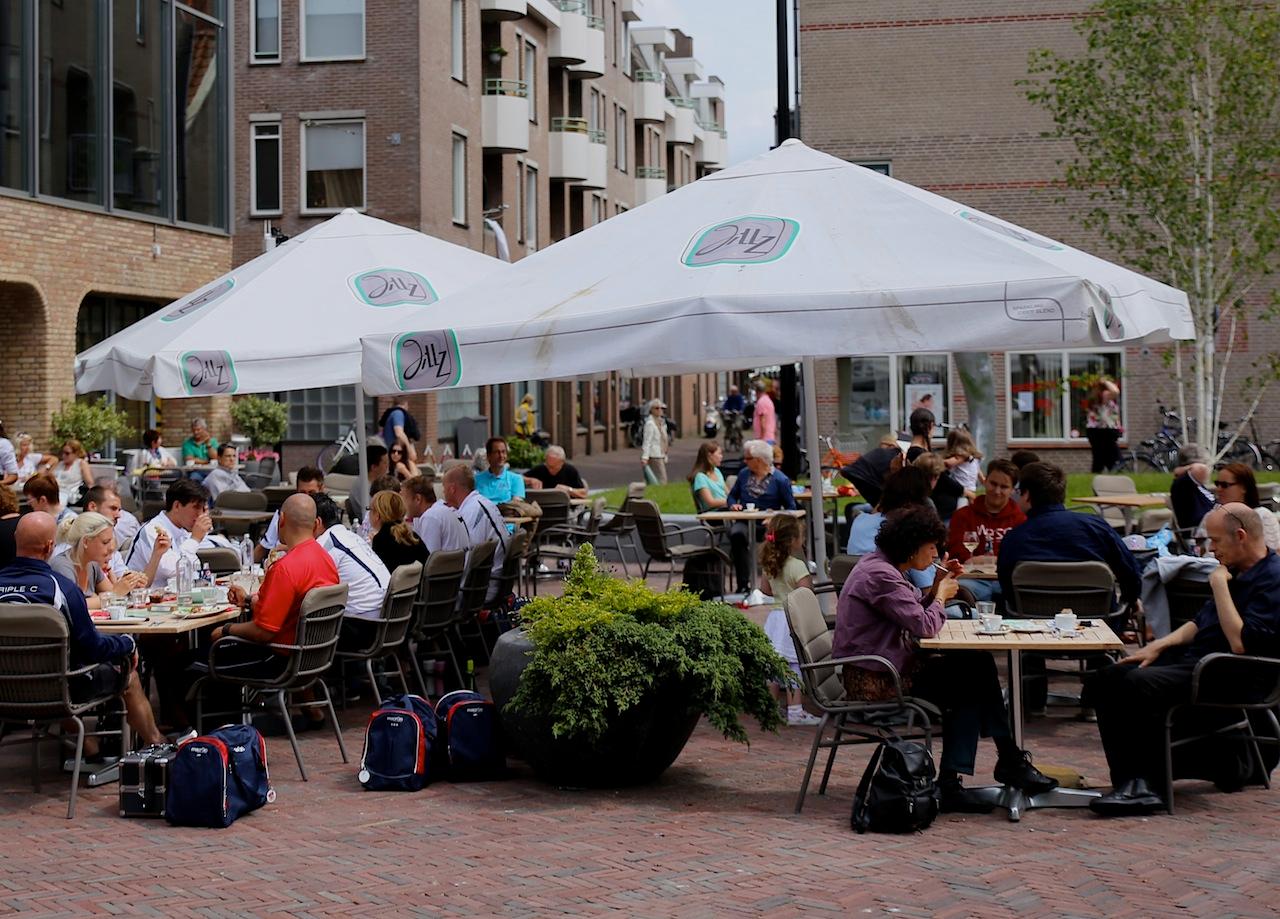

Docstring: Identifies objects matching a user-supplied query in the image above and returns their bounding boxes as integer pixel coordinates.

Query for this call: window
[836,354,952,453]
[615,105,627,171]
[899,354,949,434]
[854,161,891,176]
[0,1,26,191]
[113,0,166,215]
[522,38,537,122]
[250,121,282,214]
[436,387,481,441]
[588,88,602,133]
[450,0,465,81]
[451,133,467,225]
[251,0,281,63]
[301,0,364,61]
[590,192,605,226]
[302,118,364,211]
[615,201,627,216]
[523,164,537,251]
[174,6,227,228]
[1008,350,1124,441]
[286,385,374,441]
[39,0,102,204]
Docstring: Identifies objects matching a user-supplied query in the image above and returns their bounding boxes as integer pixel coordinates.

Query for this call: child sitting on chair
[758,514,821,726]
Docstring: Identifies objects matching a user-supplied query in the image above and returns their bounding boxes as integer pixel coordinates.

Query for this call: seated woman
[688,441,727,512]
[847,465,936,593]
[725,439,797,594]
[369,489,428,573]
[834,505,1057,811]
[1211,463,1280,551]
[388,443,416,481]
[52,512,151,605]
[52,439,94,507]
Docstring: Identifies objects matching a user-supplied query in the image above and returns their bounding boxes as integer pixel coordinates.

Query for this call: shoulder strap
[852,740,887,832]
[327,531,384,588]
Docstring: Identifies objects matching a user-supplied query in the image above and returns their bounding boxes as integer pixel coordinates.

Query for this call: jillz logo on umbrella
[682,215,800,268]
[180,350,238,396]
[350,268,439,307]
[392,330,461,391]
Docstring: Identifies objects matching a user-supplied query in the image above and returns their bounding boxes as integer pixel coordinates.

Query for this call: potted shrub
[230,395,288,461]
[50,397,134,458]
[490,545,790,787]
[505,435,544,471]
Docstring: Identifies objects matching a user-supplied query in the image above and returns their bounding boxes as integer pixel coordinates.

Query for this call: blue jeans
[959,577,1002,606]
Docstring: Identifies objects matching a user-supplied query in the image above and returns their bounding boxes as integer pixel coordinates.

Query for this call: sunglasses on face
[1215,479,1238,488]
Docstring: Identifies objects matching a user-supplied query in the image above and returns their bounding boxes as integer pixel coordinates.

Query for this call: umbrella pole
[802,358,828,577]
[355,383,370,521]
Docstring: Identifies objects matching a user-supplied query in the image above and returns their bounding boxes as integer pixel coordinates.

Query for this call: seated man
[443,464,508,600]
[1169,445,1214,531]
[0,513,167,750]
[255,466,325,564]
[524,444,587,498]
[725,439,798,595]
[215,494,340,684]
[181,418,219,466]
[401,474,469,555]
[204,444,249,501]
[92,477,140,547]
[125,478,223,585]
[23,472,75,525]
[313,494,391,651]
[997,462,1144,714]
[475,437,527,504]
[54,484,132,578]
[945,458,1026,604]
[840,442,903,510]
[1084,504,1280,815]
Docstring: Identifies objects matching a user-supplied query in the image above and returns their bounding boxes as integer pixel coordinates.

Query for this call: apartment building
[234,0,729,465]
[0,0,233,449]
[798,0,1279,469]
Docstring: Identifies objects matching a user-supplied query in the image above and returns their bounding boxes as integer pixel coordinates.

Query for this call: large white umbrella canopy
[359,139,1192,395]
[75,209,509,400]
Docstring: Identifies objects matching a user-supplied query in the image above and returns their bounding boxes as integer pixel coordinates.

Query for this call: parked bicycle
[317,423,360,472]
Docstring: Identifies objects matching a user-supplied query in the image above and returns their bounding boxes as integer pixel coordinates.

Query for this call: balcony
[695,119,726,167]
[635,166,666,204]
[580,128,608,189]
[568,14,606,79]
[619,0,642,21]
[665,97,696,145]
[548,0,588,65]
[633,70,665,122]
[482,79,530,153]
[549,116,589,181]
[480,0,526,19]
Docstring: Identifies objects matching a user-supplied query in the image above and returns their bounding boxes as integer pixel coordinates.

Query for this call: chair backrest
[1092,474,1136,528]
[197,547,243,574]
[257,456,278,479]
[242,472,272,491]
[784,588,844,707]
[457,540,498,614]
[214,490,267,511]
[626,481,646,501]
[291,583,349,682]
[378,562,424,650]
[526,489,571,532]
[581,496,606,534]
[628,499,671,561]
[1010,560,1117,617]
[489,529,530,600]
[828,554,859,592]
[0,605,74,720]
[1166,574,1214,630]
[323,472,356,500]
[414,548,467,634]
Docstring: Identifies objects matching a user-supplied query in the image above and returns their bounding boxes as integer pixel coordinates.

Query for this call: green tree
[229,395,288,448]
[50,397,134,455]
[1024,0,1280,457]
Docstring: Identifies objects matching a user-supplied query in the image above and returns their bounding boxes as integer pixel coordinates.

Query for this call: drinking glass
[962,531,979,556]
[129,588,148,608]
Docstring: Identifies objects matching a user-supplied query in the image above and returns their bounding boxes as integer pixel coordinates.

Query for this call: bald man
[1085,503,1280,816]
[212,494,339,681]
[0,513,166,749]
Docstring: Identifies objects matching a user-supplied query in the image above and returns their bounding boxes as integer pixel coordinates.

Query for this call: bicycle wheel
[1221,440,1262,469]
[316,442,343,472]
[1259,451,1280,473]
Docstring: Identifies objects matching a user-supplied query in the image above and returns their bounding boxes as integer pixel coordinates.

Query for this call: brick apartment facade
[233,0,730,468]
[798,0,1280,470]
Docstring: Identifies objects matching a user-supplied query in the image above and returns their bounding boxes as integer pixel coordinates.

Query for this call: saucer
[975,625,1010,635]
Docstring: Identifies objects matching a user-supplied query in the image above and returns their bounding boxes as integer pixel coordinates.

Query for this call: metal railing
[637,166,666,179]
[551,116,589,133]
[555,0,586,12]
[667,96,697,109]
[634,69,663,83]
[696,117,723,133]
[483,78,529,97]
[587,14,605,29]
[587,128,607,144]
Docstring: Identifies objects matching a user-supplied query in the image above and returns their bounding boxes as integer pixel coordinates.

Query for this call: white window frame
[451,131,467,226]
[250,0,282,64]
[1005,348,1127,444]
[299,0,366,63]
[841,353,954,443]
[450,0,465,82]
[615,104,627,172]
[590,192,606,226]
[299,116,367,214]
[249,117,283,216]
[523,162,538,252]
[521,36,537,124]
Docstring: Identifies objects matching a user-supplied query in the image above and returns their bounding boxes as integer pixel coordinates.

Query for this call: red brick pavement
[1,702,1277,916]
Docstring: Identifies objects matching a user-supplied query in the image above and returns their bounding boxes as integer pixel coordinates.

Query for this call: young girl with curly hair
[758,514,820,725]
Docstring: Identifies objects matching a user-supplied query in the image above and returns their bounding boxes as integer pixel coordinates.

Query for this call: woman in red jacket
[945,458,1025,605]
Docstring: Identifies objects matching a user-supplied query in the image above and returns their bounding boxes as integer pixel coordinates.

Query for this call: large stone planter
[489,629,701,788]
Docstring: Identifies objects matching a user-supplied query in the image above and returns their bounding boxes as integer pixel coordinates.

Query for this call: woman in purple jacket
[834,505,1057,811]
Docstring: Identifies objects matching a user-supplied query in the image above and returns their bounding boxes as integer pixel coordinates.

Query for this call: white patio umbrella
[76,208,509,498]
[360,139,1194,570]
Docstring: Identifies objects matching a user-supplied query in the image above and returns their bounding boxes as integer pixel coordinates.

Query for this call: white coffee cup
[979,612,1002,633]
[1055,611,1078,633]
[745,502,757,511]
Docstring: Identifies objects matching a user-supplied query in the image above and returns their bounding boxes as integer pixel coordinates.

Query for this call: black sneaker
[994,750,1059,795]
[938,779,996,814]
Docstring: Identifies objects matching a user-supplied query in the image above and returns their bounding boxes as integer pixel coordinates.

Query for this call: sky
[635,0,786,166]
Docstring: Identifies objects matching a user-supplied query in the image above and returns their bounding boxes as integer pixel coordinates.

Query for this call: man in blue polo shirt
[474,437,526,505]
[0,513,166,749]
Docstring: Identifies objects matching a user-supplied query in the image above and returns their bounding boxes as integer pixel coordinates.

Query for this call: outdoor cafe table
[261,484,295,510]
[1073,493,1168,535]
[95,605,240,637]
[697,508,805,592]
[918,618,1125,820]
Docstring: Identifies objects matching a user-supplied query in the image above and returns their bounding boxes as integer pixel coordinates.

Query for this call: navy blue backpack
[433,690,505,781]
[166,724,274,828]
[358,693,438,791]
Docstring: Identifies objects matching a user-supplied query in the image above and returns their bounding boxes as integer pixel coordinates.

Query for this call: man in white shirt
[92,476,141,547]
[204,444,250,501]
[125,478,220,585]
[443,464,508,600]
[401,474,468,555]
[55,484,131,578]
[313,494,389,621]
[255,466,325,563]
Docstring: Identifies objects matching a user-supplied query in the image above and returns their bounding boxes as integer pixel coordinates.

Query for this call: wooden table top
[697,509,807,522]
[1073,493,1168,508]
[95,605,240,636]
[919,618,1125,652]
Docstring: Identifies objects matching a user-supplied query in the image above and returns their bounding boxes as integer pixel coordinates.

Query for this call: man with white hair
[443,464,508,600]
[724,439,797,594]
[524,445,587,498]
[181,417,219,465]
[1084,502,1280,816]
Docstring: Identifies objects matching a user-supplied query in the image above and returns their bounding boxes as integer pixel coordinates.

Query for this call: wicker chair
[333,563,422,706]
[408,549,468,695]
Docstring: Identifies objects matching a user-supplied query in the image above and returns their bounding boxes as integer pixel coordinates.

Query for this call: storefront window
[899,354,948,433]
[1009,350,1123,440]
[175,6,225,227]
[840,356,891,454]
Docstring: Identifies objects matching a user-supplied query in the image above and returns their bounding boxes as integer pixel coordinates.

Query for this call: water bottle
[239,535,253,574]
[176,556,194,604]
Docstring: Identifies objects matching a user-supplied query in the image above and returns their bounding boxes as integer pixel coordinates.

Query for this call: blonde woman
[14,432,45,485]
[640,398,669,484]
[53,439,94,506]
[52,513,150,607]
[369,489,427,573]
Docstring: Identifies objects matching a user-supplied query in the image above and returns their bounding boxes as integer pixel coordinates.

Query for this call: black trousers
[728,520,764,593]
[912,651,1013,777]
[1083,656,1198,787]
[1086,427,1122,473]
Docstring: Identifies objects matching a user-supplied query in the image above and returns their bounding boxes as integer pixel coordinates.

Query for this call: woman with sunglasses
[1213,463,1280,551]
[388,443,415,481]
[52,439,94,506]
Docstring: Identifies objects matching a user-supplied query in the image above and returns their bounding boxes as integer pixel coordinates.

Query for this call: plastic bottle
[240,535,254,573]
[466,659,476,691]
[176,556,194,604]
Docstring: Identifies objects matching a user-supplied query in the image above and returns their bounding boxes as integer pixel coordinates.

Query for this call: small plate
[974,625,1010,635]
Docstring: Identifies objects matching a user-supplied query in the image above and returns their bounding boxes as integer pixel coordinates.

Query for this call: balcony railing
[587,128,606,144]
[696,117,723,133]
[667,96,696,109]
[587,14,605,29]
[484,78,529,97]
[637,166,666,179]
[555,0,586,12]
[551,116,589,133]
[634,69,663,83]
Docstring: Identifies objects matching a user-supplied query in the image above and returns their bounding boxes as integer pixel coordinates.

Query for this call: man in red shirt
[945,458,1026,605]
[216,494,339,682]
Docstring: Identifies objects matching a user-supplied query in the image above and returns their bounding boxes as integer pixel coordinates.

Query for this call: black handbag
[851,736,940,834]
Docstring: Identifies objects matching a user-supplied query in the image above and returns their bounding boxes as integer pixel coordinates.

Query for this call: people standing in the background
[641,399,670,484]
[379,396,420,468]
[752,380,777,445]
[1085,377,1123,473]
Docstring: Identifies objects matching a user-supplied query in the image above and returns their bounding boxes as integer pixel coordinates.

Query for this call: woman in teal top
[688,441,727,511]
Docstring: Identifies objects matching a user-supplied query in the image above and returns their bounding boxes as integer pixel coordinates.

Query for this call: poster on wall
[903,382,945,430]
